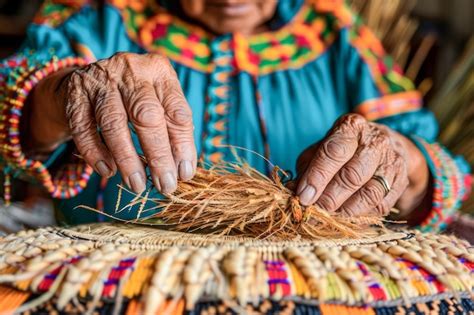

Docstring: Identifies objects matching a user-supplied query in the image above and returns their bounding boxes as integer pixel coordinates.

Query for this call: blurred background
[0,0,473,237]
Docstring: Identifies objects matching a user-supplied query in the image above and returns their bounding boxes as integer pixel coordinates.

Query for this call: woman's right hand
[29,53,197,194]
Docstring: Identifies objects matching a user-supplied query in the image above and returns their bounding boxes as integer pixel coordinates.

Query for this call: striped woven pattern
[0,223,472,314]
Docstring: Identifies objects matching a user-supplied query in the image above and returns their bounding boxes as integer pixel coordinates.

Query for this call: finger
[67,72,116,178]
[94,85,146,194]
[339,165,396,216]
[316,145,382,212]
[156,74,197,181]
[123,81,178,194]
[296,117,364,206]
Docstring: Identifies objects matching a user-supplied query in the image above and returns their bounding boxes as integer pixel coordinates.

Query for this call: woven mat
[0,223,472,314]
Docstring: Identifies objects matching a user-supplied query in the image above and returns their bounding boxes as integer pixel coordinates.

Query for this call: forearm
[22,68,76,155]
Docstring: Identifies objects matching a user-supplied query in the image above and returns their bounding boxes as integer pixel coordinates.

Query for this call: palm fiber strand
[0,223,472,314]
[82,162,387,240]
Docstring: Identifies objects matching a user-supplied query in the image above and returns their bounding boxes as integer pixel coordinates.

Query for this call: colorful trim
[235,4,339,75]
[108,0,413,81]
[410,136,471,233]
[109,0,341,75]
[33,0,90,28]
[0,53,93,203]
[0,224,473,313]
[354,91,422,121]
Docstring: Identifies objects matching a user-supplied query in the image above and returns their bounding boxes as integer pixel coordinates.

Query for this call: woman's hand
[28,53,197,194]
[296,114,429,219]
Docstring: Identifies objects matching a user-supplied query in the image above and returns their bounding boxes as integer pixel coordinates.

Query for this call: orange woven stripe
[125,299,141,315]
[320,304,376,315]
[0,286,30,314]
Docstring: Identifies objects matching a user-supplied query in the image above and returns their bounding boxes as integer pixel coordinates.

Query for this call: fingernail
[160,172,177,194]
[299,185,316,206]
[96,161,112,177]
[179,161,194,181]
[129,172,146,194]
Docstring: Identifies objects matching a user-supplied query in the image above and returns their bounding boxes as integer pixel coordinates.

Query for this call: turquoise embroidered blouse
[0,0,470,232]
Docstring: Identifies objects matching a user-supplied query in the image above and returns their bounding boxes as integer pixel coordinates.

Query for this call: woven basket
[0,223,472,314]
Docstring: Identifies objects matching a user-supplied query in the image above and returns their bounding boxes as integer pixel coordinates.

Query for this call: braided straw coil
[0,223,472,314]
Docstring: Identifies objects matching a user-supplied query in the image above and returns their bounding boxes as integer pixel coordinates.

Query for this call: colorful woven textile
[0,224,472,314]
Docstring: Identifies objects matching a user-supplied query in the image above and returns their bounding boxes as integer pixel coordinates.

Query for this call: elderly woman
[0,0,470,230]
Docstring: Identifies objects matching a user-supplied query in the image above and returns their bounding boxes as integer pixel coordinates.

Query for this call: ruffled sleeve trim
[0,54,93,203]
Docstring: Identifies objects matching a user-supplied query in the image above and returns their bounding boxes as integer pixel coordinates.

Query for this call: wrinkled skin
[30,53,197,194]
[295,114,423,217]
[26,0,430,221]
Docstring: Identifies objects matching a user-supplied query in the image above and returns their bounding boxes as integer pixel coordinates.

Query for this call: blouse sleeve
[0,0,94,204]
[337,7,471,232]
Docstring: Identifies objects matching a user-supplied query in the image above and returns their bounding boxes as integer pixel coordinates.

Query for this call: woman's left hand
[296,114,429,217]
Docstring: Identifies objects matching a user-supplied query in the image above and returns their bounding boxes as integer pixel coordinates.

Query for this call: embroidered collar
[109,0,353,75]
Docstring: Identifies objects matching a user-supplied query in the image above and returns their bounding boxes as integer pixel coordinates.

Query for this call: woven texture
[0,223,472,314]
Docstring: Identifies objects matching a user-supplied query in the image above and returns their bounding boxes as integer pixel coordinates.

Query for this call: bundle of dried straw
[83,161,386,240]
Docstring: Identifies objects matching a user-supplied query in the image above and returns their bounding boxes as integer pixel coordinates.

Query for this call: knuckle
[340,113,366,127]
[114,153,137,166]
[317,194,338,211]
[148,154,174,169]
[306,167,329,186]
[67,71,82,89]
[78,144,98,162]
[129,100,164,128]
[151,53,172,68]
[322,137,348,162]
[151,53,169,64]
[338,164,364,189]
[166,105,193,126]
[171,140,194,157]
[98,111,128,133]
[110,51,129,63]
[360,185,383,207]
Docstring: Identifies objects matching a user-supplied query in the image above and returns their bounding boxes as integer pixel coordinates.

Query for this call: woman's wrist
[23,67,76,154]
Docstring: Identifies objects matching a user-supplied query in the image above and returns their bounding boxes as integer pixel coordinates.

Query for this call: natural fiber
[82,162,386,240]
[0,223,472,314]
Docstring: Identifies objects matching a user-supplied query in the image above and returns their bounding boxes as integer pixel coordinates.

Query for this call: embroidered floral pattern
[109,0,341,75]
[109,0,416,92]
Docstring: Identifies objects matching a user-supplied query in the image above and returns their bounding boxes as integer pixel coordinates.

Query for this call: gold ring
[372,175,391,196]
